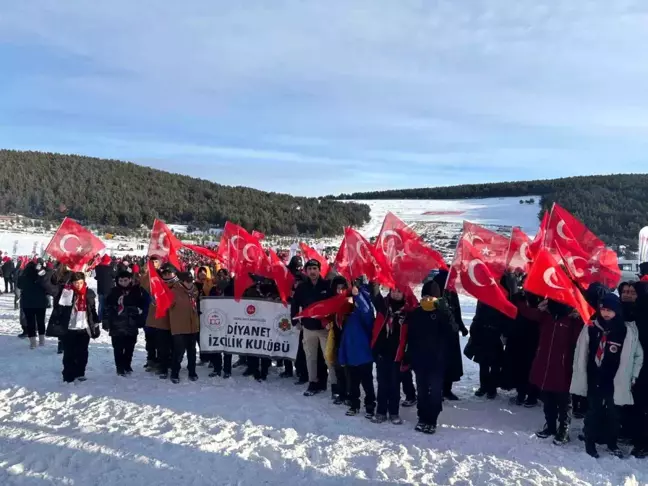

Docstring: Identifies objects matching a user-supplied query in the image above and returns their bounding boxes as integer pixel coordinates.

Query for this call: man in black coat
[94,254,116,321]
[2,257,16,293]
[291,259,333,396]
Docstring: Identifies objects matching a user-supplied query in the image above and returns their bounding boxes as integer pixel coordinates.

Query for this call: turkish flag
[295,291,353,322]
[375,212,447,289]
[252,230,266,241]
[455,222,509,278]
[544,204,621,289]
[148,219,183,270]
[260,249,295,304]
[183,243,219,261]
[447,238,517,319]
[344,227,395,287]
[528,211,549,259]
[147,260,175,318]
[45,217,105,271]
[333,237,351,282]
[217,222,267,300]
[506,227,533,272]
[299,242,330,277]
[524,248,593,323]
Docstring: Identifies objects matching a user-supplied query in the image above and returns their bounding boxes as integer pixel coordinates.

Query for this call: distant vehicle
[618,259,640,283]
[117,243,134,251]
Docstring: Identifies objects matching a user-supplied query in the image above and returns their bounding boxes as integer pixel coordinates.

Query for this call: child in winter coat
[404,280,457,434]
[328,276,351,405]
[371,285,410,424]
[102,271,147,376]
[337,284,376,418]
[49,272,101,383]
[571,293,644,458]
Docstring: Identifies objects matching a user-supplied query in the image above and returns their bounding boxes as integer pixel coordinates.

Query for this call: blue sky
[2,1,648,196]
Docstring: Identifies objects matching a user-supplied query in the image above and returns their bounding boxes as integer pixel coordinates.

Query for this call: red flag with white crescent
[299,242,330,277]
[295,291,353,322]
[544,204,621,289]
[45,217,105,271]
[375,212,447,290]
[447,238,517,319]
[148,219,183,270]
[334,237,351,282]
[524,248,593,323]
[344,227,395,288]
[506,227,533,272]
[147,260,175,318]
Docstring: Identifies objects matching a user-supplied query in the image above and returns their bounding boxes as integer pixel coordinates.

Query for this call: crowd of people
[2,248,648,460]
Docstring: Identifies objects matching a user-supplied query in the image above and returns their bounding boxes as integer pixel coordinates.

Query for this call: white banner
[199,297,298,359]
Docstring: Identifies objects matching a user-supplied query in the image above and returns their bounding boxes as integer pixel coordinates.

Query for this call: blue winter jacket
[338,287,375,367]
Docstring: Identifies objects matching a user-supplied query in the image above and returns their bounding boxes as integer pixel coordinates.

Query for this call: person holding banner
[208,269,234,378]
[292,259,334,396]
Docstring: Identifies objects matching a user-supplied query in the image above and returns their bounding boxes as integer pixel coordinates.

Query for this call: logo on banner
[246,305,256,316]
[274,313,294,334]
[205,309,227,331]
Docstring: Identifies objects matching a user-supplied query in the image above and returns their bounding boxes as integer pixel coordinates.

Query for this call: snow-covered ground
[0,287,646,485]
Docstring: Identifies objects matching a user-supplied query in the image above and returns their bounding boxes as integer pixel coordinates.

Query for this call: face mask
[420,297,437,312]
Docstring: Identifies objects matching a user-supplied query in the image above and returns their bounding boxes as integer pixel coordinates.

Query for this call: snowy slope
[0,284,645,485]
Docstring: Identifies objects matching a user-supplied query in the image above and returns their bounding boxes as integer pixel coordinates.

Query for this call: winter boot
[364,411,375,420]
[280,370,293,378]
[209,371,222,378]
[536,423,557,439]
[415,421,426,433]
[333,395,346,405]
[303,382,322,397]
[189,373,198,382]
[510,395,525,406]
[39,335,45,347]
[17,332,27,339]
[524,397,539,408]
[585,441,599,459]
[345,408,359,416]
[474,388,487,397]
[117,369,127,377]
[631,447,647,459]
[223,372,231,379]
[29,337,37,349]
[486,390,498,400]
[372,414,387,424]
[390,416,403,425]
[608,444,624,458]
[553,427,570,446]
[423,424,437,435]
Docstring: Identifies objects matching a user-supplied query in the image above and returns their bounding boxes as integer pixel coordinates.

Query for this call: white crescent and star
[543,267,565,290]
[59,234,81,255]
[242,244,257,263]
[380,230,403,254]
[158,232,170,252]
[464,232,484,246]
[356,241,368,263]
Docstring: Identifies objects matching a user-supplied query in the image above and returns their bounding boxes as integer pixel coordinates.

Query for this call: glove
[436,298,449,313]
[461,327,469,337]
[38,270,46,277]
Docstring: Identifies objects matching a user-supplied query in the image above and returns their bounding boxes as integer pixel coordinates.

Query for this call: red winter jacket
[517,303,584,393]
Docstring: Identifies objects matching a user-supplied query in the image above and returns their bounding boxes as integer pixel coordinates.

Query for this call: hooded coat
[17,262,56,309]
[94,255,116,295]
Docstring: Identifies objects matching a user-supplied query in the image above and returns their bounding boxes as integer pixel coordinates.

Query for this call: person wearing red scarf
[49,272,101,383]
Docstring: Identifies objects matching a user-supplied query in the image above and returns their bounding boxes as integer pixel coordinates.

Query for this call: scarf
[593,320,608,367]
[72,283,88,313]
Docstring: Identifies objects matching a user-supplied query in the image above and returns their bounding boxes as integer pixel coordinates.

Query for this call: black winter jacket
[94,264,116,295]
[291,277,331,330]
[46,286,100,338]
[17,264,56,309]
[102,284,147,337]
[405,303,456,373]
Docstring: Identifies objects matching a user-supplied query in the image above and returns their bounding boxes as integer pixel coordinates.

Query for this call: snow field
[0,288,646,485]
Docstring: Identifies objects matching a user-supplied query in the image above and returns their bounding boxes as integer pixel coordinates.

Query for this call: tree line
[334,175,648,249]
[0,150,370,237]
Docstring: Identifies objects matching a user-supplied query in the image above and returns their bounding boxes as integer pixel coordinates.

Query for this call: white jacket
[570,321,644,405]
